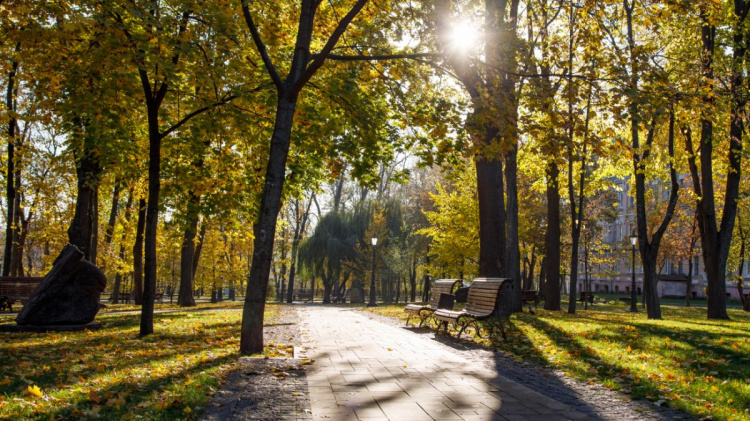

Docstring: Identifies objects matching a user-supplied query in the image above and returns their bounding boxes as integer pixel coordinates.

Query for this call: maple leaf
[27,384,43,398]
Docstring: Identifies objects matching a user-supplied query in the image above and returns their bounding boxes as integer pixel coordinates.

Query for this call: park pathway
[299,306,603,421]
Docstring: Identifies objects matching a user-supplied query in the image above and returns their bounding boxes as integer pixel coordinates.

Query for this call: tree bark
[505,144,521,311]
[9,167,23,277]
[241,95,297,352]
[287,196,312,303]
[476,154,506,277]
[3,50,19,277]
[178,192,200,307]
[685,209,698,308]
[141,100,161,335]
[544,161,561,310]
[104,178,121,245]
[409,256,417,302]
[192,221,206,280]
[111,191,133,304]
[90,187,99,266]
[68,148,102,262]
[133,197,146,305]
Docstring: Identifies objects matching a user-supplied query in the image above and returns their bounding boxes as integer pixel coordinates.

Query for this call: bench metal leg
[435,320,449,334]
[455,318,470,338]
[418,313,429,328]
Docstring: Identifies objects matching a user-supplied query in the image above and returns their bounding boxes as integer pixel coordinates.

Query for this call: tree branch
[295,0,370,93]
[240,0,283,91]
[315,52,439,61]
[160,95,237,139]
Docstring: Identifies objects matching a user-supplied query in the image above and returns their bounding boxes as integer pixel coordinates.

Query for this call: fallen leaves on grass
[0,304,287,420]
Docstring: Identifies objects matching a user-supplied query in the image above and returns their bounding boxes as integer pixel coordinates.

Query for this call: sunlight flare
[448,19,480,53]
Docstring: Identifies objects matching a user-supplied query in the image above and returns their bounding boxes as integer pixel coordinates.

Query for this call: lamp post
[367,237,378,307]
[629,231,638,313]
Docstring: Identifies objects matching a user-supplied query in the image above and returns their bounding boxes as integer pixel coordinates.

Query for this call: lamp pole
[629,232,638,313]
[367,237,378,307]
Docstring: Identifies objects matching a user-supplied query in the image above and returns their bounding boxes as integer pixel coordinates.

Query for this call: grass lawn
[364,300,750,421]
[0,303,290,420]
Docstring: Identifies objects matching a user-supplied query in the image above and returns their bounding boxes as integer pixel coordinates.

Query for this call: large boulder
[16,244,106,325]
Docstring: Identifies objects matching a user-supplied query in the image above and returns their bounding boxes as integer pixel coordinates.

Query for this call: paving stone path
[298,305,693,421]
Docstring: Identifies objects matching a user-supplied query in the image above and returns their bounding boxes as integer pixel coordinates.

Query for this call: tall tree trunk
[90,187,99,266]
[141,101,161,335]
[625,2,680,320]
[11,213,28,277]
[567,86,592,315]
[239,0,370,354]
[178,192,200,307]
[287,196,312,303]
[544,161,561,310]
[111,190,133,304]
[736,214,748,311]
[9,168,23,277]
[3,50,19,277]
[476,154,506,277]
[505,145,521,311]
[685,209,698,308]
[409,256,417,302]
[633,111,680,320]
[192,221,206,280]
[104,178,121,244]
[242,95,297,352]
[689,5,744,320]
[133,197,146,305]
[68,149,102,261]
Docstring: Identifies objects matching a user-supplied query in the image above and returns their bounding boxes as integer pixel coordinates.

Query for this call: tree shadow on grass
[0,311,250,420]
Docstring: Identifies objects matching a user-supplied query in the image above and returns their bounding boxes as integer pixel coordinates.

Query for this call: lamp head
[371,237,378,246]
[629,232,638,246]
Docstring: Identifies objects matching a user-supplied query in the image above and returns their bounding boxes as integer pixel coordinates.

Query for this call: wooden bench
[0,276,43,312]
[110,291,163,303]
[521,290,539,311]
[294,290,314,301]
[434,278,513,340]
[404,279,462,327]
[579,291,594,304]
[110,291,132,303]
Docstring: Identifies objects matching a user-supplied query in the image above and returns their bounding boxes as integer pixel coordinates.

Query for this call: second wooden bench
[404,279,462,327]
[434,278,513,340]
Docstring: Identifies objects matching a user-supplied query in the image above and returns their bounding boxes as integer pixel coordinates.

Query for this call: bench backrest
[465,278,512,316]
[429,279,462,308]
[0,277,43,299]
